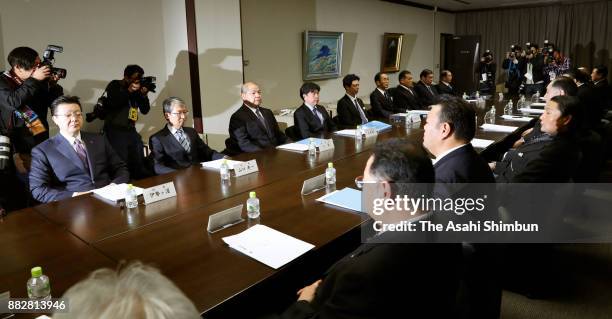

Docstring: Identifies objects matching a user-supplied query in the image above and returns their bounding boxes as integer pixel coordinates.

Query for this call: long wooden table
[1,101,524,317]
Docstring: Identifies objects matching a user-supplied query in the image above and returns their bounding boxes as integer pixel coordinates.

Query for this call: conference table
[1,100,526,318]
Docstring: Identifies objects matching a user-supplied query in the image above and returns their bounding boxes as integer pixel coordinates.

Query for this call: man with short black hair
[336,74,368,128]
[29,96,128,203]
[392,70,420,111]
[293,82,336,139]
[369,72,395,119]
[149,97,224,175]
[435,70,457,96]
[591,65,610,113]
[414,69,438,108]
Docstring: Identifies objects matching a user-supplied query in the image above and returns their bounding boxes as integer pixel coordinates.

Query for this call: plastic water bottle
[325,162,336,186]
[246,191,260,219]
[355,125,363,141]
[498,92,504,102]
[220,159,230,181]
[517,95,526,109]
[308,138,316,158]
[504,100,513,115]
[27,266,51,300]
[462,92,468,100]
[532,91,540,103]
[475,91,480,99]
[489,106,496,123]
[125,184,138,209]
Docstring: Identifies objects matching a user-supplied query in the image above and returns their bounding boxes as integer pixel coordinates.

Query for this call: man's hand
[128,81,141,93]
[297,279,322,303]
[140,86,149,95]
[31,66,50,81]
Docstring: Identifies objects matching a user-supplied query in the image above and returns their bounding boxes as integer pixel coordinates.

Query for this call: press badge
[128,107,138,121]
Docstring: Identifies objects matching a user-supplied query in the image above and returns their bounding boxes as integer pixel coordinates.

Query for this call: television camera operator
[0,46,64,211]
[502,45,523,96]
[478,50,496,95]
[89,64,155,179]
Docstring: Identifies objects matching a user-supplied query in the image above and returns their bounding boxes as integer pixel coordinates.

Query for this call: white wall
[0,0,191,142]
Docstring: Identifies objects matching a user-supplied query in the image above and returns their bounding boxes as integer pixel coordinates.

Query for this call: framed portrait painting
[381,33,403,73]
[303,31,343,80]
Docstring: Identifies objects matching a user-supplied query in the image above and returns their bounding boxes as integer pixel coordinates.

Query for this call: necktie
[384,90,391,102]
[176,128,191,153]
[426,85,434,96]
[353,99,368,124]
[408,88,414,96]
[312,107,323,125]
[73,139,90,173]
[255,108,272,137]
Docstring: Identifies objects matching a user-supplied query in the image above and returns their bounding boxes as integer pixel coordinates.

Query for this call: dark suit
[435,82,457,96]
[149,126,224,175]
[413,81,438,109]
[336,94,368,128]
[434,144,495,184]
[369,88,395,119]
[593,79,611,113]
[29,132,129,203]
[576,83,602,129]
[227,104,288,154]
[293,104,337,139]
[392,85,420,111]
[282,243,461,319]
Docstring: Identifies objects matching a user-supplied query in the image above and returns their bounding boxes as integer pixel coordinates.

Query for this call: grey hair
[53,262,200,319]
[240,82,258,94]
[162,97,186,114]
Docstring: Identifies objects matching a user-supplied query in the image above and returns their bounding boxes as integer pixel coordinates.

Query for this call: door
[442,35,481,95]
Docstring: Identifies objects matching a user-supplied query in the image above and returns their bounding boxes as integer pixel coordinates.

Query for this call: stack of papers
[501,115,534,122]
[222,224,314,269]
[471,138,495,149]
[277,138,326,152]
[93,183,144,203]
[362,120,392,132]
[316,187,363,213]
[480,124,518,133]
[519,108,544,114]
[334,129,357,137]
[201,159,243,170]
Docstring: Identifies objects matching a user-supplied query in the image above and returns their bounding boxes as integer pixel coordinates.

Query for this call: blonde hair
[53,262,200,319]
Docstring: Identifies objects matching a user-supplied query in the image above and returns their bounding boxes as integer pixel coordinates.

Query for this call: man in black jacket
[413,69,438,108]
[591,65,610,114]
[149,97,224,175]
[435,70,457,96]
[520,44,545,96]
[293,82,336,139]
[227,82,287,154]
[369,72,395,119]
[392,70,420,111]
[336,74,368,128]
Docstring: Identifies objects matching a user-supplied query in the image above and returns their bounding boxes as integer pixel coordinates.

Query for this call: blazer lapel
[243,105,270,138]
[163,126,187,155]
[80,133,96,179]
[54,134,87,174]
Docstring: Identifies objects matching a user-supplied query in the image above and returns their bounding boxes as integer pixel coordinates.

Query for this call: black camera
[41,45,67,79]
[85,93,108,123]
[140,76,156,93]
[0,135,10,170]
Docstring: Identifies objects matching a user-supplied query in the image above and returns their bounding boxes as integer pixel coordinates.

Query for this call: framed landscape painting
[303,31,343,80]
[381,33,403,73]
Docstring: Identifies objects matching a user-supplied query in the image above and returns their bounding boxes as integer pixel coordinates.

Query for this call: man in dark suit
[414,69,438,109]
[336,74,368,128]
[572,68,601,129]
[293,82,336,139]
[29,96,129,203]
[227,82,288,154]
[435,70,457,96]
[281,139,461,319]
[149,97,225,175]
[392,70,420,111]
[369,72,395,119]
[591,65,610,114]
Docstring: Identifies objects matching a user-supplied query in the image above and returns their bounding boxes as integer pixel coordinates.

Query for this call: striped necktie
[73,139,89,172]
[176,128,191,152]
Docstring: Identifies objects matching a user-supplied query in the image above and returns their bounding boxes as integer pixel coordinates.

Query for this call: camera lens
[0,135,10,170]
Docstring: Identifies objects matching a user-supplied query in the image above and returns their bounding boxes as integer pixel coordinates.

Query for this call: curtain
[455,0,611,84]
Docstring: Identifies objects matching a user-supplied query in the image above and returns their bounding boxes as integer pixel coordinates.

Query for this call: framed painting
[381,33,403,73]
[303,31,343,80]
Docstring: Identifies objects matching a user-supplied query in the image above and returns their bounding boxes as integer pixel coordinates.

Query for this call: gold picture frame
[380,33,403,73]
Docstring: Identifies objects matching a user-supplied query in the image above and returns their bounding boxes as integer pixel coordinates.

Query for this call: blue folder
[362,120,392,132]
[316,187,363,213]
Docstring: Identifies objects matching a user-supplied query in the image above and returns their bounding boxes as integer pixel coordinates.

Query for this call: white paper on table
[530,102,546,108]
[407,110,429,115]
[276,143,309,152]
[93,183,144,202]
[334,129,357,137]
[222,224,314,269]
[201,159,243,170]
[480,124,518,133]
[471,138,495,149]
[519,108,544,114]
[501,115,534,122]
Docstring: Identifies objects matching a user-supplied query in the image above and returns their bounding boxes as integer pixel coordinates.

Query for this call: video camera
[140,76,157,93]
[41,45,67,79]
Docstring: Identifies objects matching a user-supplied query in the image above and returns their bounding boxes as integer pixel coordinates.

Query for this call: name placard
[301,173,326,195]
[207,204,245,233]
[363,128,378,138]
[143,182,177,205]
[406,113,422,123]
[234,159,259,177]
[318,139,335,152]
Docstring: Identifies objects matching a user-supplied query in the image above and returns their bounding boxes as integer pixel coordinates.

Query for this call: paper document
[407,110,429,115]
[316,187,363,213]
[334,129,357,137]
[519,108,544,114]
[471,138,495,149]
[480,124,518,133]
[93,183,144,202]
[222,224,314,269]
[276,143,309,152]
[530,102,546,108]
[501,115,533,122]
[201,159,242,170]
[362,120,392,132]
[295,138,326,146]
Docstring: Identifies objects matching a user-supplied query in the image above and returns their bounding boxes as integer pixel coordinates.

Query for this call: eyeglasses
[54,112,83,119]
[170,111,189,117]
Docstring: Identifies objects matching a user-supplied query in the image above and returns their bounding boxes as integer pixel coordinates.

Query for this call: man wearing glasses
[149,97,225,175]
[29,95,128,203]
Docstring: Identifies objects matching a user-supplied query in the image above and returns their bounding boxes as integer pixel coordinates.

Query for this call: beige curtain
[455,0,612,84]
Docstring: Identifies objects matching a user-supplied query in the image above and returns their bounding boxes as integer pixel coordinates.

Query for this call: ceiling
[400,0,589,12]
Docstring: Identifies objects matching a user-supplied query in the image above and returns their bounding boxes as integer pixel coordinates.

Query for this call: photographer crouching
[94,65,154,179]
[0,46,64,212]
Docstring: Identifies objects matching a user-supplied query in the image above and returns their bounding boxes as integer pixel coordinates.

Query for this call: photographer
[502,45,522,96]
[102,64,152,179]
[0,46,63,211]
[478,50,496,95]
[519,43,545,96]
